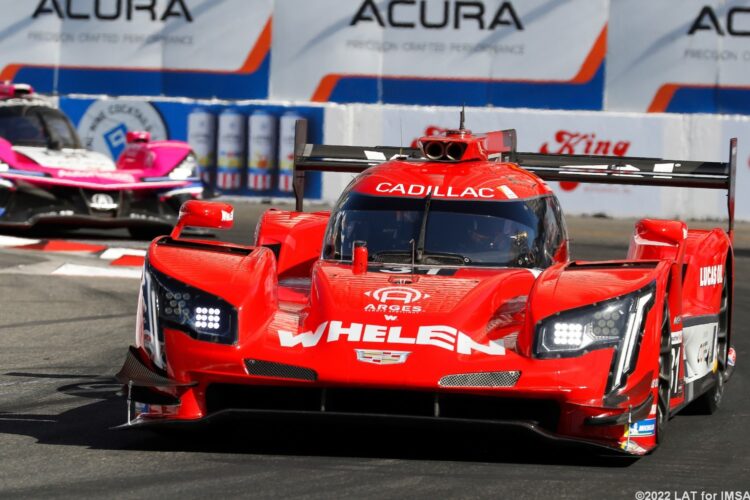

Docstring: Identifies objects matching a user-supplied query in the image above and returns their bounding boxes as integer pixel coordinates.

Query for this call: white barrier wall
[323,105,750,220]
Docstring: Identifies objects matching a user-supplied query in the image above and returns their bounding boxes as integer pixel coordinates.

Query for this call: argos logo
[366,286,426,304]
[364,286,427,313]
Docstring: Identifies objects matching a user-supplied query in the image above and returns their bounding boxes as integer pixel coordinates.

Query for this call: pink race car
[0,82,201,239]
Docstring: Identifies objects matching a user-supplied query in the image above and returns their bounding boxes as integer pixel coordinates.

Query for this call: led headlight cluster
[534,283,655,390]
[194,307,221,329]
[148,265,237,345]
[168,153,198,180]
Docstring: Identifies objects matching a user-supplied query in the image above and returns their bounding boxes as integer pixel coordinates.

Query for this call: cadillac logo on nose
[90,193,118,211]
[355,349,411,365]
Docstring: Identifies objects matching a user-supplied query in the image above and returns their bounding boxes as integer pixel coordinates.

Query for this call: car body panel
[118,125,736,457]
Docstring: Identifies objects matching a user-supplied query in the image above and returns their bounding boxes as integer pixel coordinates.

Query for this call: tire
[656,301,672,444]
[128,226,169,241]
[688,271,728,415]
[689,369,724,415]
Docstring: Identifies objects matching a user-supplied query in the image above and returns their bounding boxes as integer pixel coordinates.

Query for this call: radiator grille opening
[205,384,560,432]
[324,388,434,416]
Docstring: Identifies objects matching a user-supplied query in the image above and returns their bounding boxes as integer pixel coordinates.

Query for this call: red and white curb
[0,235,146,278]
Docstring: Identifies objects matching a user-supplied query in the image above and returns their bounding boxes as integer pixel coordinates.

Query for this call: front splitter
[114,407,633,456]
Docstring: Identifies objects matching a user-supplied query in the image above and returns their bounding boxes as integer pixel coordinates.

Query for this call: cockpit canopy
[0,105,82,149]
[323,192,567,269]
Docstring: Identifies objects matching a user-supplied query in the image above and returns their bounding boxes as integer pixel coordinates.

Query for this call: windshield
[0,106,81,149]
[324,192,565,268]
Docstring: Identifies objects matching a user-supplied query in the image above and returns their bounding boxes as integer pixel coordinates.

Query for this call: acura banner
[607,0,750,114]
[1,0,750,114]
[270,0,608,108]
[0,0,272,98]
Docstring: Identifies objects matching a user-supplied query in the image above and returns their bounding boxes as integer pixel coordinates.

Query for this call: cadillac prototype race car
[117,116,737,455]
[0,82,201,238]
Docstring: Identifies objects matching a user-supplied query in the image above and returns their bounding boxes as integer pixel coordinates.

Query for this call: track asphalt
[0,202,748,499]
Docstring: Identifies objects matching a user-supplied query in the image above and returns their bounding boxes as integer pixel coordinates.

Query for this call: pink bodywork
[0,136,194,191]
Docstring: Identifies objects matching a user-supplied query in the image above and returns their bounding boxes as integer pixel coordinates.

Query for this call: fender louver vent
[438,371,521,388]
[244,359,318,382]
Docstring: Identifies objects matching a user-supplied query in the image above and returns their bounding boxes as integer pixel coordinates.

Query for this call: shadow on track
[0,372,638,468]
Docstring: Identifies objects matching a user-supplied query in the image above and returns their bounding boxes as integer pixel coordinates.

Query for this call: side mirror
[635,219,687,246]
[352,240,368,274]
[126,131,151,144]
[171,200,234,239]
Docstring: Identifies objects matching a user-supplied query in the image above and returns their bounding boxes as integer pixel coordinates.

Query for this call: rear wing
[292,119,737,239]
[292,119,420,211]
[514,139,737,239]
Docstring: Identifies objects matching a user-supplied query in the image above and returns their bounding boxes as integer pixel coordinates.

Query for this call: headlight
[168,153,198,180]
[148,265,237,346]
[534,283,655,389]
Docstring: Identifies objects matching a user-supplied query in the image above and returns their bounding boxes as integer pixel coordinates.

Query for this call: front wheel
[656,301,672,444]
[690,369,724,415]
[688,269,729,415]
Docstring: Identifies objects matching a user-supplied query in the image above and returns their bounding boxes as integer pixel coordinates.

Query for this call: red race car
[117,116,737,455]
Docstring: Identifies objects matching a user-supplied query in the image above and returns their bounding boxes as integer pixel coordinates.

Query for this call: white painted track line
[51,263,142,279]
[0,235,40,247]
[99,248,147,260]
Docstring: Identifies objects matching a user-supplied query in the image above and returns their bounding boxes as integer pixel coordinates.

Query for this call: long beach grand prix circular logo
[77,100,168,159]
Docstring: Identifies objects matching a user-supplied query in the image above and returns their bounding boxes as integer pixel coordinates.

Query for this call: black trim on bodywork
[114,408,631,456]
[0,180,189,228]
[262,243,281,260]
[533,282,656,361]
[116,346,195,388]
[586,393,653,426]
[244,359,318,382]
[682,314,720,328]
[566,261,659,270]
[147,263,239,345]
[155,237,254,256]
[604,283,657,394]
[129,385,181,406]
